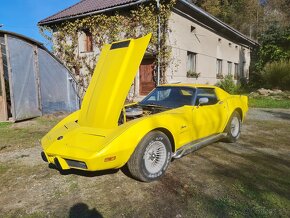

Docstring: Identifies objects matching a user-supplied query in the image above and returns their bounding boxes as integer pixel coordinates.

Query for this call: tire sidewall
[227,111,241,142]
[139,132,171,181]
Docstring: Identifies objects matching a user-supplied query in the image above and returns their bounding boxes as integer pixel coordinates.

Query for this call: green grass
[0,116,63,152]
[0,122,12,128]
[249,96,290,109]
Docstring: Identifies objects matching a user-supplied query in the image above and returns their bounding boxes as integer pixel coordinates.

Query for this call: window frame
[234,63,239,80]
[216,59,223,78]
[227,61,232,75]
[187,51,197,73]
[83,30,93,53]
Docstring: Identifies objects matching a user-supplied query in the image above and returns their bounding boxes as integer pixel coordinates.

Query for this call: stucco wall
[166,11,251,85]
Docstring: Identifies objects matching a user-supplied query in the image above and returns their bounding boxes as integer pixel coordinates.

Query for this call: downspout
[156,0,161,86]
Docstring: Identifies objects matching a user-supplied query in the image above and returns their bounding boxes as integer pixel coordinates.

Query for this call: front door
[192,88,228,140]
[139,58,155,95]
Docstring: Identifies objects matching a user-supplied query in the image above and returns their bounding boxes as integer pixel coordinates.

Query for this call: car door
[173,88,196,147]
[192,88,228,140]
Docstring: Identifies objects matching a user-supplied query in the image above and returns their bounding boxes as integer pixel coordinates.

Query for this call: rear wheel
[224,111,241,143]
[127,131,171,182]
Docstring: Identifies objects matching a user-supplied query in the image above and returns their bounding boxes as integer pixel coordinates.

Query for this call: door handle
[219,101,224,104]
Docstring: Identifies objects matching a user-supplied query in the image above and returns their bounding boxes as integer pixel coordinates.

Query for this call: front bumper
[40,150,125,171]
[41,151,87,170]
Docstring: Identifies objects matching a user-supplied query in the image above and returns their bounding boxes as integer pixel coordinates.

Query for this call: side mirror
[198,97,209,106]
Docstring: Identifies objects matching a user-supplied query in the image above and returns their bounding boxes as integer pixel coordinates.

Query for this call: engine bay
[118,104,169,125]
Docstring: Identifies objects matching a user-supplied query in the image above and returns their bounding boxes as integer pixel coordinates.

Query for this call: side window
[195,88,218,106]
[147,88,171,102]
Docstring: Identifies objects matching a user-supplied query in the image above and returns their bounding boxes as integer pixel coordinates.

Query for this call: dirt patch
[0,109,290,217]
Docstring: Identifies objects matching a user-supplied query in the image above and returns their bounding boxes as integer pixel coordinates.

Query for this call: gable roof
[38,0,258,47]
[38,0,143,25]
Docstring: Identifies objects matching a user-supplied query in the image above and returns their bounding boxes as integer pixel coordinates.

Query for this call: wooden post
[33,45,42,114]
[0,42,8,121]
[5,34,15,121]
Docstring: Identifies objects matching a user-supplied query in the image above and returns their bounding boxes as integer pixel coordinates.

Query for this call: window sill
[80,51,94,54]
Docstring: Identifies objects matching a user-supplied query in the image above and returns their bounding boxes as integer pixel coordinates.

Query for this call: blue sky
[0,0,79,47]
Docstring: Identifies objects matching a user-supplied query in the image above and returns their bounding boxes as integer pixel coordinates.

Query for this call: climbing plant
[39,0,176,98]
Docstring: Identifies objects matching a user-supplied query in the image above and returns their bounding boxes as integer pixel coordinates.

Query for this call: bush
[216,75,241,94]
[262,61,290,90]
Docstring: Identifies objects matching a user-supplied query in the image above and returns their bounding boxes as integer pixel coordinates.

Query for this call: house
[38,0,258,98]
[0,30,79,122]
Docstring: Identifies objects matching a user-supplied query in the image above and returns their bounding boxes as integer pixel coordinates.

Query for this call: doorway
[139,58,156,96]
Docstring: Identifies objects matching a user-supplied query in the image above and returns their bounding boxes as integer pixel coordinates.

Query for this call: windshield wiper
[139,103,172,109]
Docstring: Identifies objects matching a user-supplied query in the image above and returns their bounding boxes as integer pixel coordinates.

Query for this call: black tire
[127,131,172,182]
[224,111,242,143]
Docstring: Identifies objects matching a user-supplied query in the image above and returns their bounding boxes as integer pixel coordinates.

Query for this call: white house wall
[166,11,251,85]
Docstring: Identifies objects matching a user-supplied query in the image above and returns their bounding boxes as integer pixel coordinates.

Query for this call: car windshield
[140,86,196,108]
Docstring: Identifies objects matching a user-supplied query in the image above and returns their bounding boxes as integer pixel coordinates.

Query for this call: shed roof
[0,30,77,80]
[0,30,45,49]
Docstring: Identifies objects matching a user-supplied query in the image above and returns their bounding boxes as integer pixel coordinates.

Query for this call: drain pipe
[156,0,161,86]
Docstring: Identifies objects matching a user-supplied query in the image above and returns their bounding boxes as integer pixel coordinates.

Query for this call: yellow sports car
[41,34,248,182]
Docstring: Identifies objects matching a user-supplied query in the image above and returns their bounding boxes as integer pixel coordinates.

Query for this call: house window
[228,61,232,75]
[83,30,93,52]
[234,63,239,80]
[187,51,197,73]
[241,62,245,78]
[216,59,223,78]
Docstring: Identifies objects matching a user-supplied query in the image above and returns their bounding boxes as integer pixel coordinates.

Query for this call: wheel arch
[154,127,176,153]
[234,108,243,121]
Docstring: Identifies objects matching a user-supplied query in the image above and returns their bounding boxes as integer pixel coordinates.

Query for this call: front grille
[65,159,87,169]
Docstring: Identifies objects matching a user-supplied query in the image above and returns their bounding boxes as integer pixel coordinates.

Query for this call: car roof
[159,83,217,89]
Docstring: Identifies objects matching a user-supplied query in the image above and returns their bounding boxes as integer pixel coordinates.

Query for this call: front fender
[93,113,182,169]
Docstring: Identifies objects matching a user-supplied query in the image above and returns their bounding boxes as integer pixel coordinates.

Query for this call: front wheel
[224,111,242,143]
[127,131,172,182]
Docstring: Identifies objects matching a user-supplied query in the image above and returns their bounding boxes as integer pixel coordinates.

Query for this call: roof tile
[39,0,140,25]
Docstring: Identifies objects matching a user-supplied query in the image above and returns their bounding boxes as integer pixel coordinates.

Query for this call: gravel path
[247,108,290,122]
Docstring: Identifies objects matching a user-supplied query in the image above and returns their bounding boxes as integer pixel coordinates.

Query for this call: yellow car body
[41,34,248,181]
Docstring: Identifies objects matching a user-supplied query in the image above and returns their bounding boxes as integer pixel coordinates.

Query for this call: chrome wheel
[230,116,240,137]
[127,131,171,182]
[144,141,167,174]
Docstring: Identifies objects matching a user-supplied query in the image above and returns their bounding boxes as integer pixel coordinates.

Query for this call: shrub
[216,75,241,94]
[262,61,290,90]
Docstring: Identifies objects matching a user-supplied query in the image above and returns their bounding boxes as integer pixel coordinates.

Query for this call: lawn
[0,110,290,217]
[249,96,290,109]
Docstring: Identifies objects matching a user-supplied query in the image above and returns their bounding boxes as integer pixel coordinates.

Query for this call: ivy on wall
[39,0,176,97]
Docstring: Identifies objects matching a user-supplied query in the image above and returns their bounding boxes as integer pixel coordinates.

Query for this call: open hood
[78,34,152,129]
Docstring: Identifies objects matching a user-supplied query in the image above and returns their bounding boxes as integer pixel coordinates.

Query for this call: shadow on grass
[69,203,103,218]
[136,136,290,217]
[193,141,290,217]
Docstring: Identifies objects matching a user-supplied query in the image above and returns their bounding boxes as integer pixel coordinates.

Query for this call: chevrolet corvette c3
[41,34,248,182]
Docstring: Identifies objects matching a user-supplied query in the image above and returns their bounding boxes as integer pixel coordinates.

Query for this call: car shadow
[48,163,119,177]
